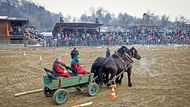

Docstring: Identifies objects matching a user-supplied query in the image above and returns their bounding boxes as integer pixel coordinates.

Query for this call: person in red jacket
[52,57,71,78]
[71,55,87,75]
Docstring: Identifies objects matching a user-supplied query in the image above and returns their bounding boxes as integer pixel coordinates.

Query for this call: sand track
[0,46,190,107]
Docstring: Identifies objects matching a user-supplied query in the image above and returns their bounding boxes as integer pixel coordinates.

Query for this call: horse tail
[91,63,97,74]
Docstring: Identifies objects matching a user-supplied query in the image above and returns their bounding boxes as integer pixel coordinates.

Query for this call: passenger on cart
[71,55,87,75]
[52,57,72,78]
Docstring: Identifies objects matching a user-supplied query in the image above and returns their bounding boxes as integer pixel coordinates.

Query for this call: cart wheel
[44,87,53,97]
[53,89,69,105]
[87,83,99,96]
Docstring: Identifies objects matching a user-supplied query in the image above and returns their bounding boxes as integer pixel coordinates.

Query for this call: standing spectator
[106,48,111,57]
[53,38,57,47]
[65,36,69,47]
[70,47,79,59]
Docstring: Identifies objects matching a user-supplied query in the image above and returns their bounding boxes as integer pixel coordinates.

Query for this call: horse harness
[114,51,134,67]
[105,51,135,85]
[102,51,135,86]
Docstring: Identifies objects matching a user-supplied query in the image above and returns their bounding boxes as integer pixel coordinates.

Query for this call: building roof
[54,22,103,30]
[52,22,103,37]
[0,16,28,21]
[185,23,190,27]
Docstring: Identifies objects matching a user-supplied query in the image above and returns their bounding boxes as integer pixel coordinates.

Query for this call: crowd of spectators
[124,27,190,45]
[9,25,22,35]
[43,27,190,47]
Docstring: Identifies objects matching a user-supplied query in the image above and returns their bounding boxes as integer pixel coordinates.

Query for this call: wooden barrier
[15,88,43,97]
[72,102,93,107]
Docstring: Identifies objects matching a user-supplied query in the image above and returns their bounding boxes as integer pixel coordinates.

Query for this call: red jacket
[73,63,87,75]
[53,61,68,76]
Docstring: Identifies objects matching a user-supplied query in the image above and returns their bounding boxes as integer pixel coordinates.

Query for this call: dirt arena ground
[0,45,190,107]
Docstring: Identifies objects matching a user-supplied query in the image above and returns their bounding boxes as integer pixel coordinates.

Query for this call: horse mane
[116,46,129,55]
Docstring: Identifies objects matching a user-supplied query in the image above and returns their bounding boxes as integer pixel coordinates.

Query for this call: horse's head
[129,47,141,60]
[117,45,129,55]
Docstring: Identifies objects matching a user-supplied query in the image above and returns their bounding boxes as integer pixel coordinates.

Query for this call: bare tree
[175,15,189,27]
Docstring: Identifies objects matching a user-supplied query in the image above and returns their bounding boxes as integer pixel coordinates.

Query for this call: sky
[31,0,190,21]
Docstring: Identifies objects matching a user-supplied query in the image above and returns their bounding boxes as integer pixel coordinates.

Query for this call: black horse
[91,57,107,84]
[91,46,141,87]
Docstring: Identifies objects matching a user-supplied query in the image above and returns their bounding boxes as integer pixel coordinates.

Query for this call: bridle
[131,49,136,58]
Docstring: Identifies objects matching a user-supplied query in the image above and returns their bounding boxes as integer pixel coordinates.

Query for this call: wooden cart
[43,68,99,105]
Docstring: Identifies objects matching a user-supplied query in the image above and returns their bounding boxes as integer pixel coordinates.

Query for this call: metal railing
[0,38,189,49]
[0,40,26,49]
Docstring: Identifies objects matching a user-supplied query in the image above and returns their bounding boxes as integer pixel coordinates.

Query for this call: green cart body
[43,71,99,105]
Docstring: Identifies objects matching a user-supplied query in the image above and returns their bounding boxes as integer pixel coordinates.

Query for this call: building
[0,16,28,40]
[52,22,103,39]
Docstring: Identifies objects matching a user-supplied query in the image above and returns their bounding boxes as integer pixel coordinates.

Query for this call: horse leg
[115,75,120,85]
[116,73,123,86]
[127,67,132,87]
[98,67,104,86]
[115,71,121,85]
[104,71,109,85]
[103,71,107,84]
[94,71,99,84]
[91,63,99,84]
[109,71,116,85]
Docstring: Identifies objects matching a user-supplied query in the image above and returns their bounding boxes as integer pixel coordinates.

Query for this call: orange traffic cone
[108,85,117,100]
[38,55,43,65]
[24,51,26,56]
[39,55,42,61]
[64,51,68,56]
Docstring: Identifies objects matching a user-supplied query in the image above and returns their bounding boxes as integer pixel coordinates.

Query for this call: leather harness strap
[114,51,134,64]
[123,53,134,63]
[114,52,125,63]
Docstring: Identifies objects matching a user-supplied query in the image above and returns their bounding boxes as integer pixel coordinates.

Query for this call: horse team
[91,46,141,87]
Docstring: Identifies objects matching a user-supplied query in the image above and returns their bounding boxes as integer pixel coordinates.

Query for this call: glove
[64,70,68,73]
[67,70,73,73]
[65,66,70,69]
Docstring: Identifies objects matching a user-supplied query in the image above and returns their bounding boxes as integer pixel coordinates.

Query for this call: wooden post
[14,88,43,97]
[5,21,9,38]
[72,102,93,107]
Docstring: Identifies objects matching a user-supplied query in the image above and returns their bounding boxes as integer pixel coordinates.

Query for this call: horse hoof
[99,83,104,88]
[128,84,132,87]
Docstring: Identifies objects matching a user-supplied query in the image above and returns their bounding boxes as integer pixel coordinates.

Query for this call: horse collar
[114,51,133,64]
[124,53,134,63]
[115,52,134,63]
[114,52,125,63]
